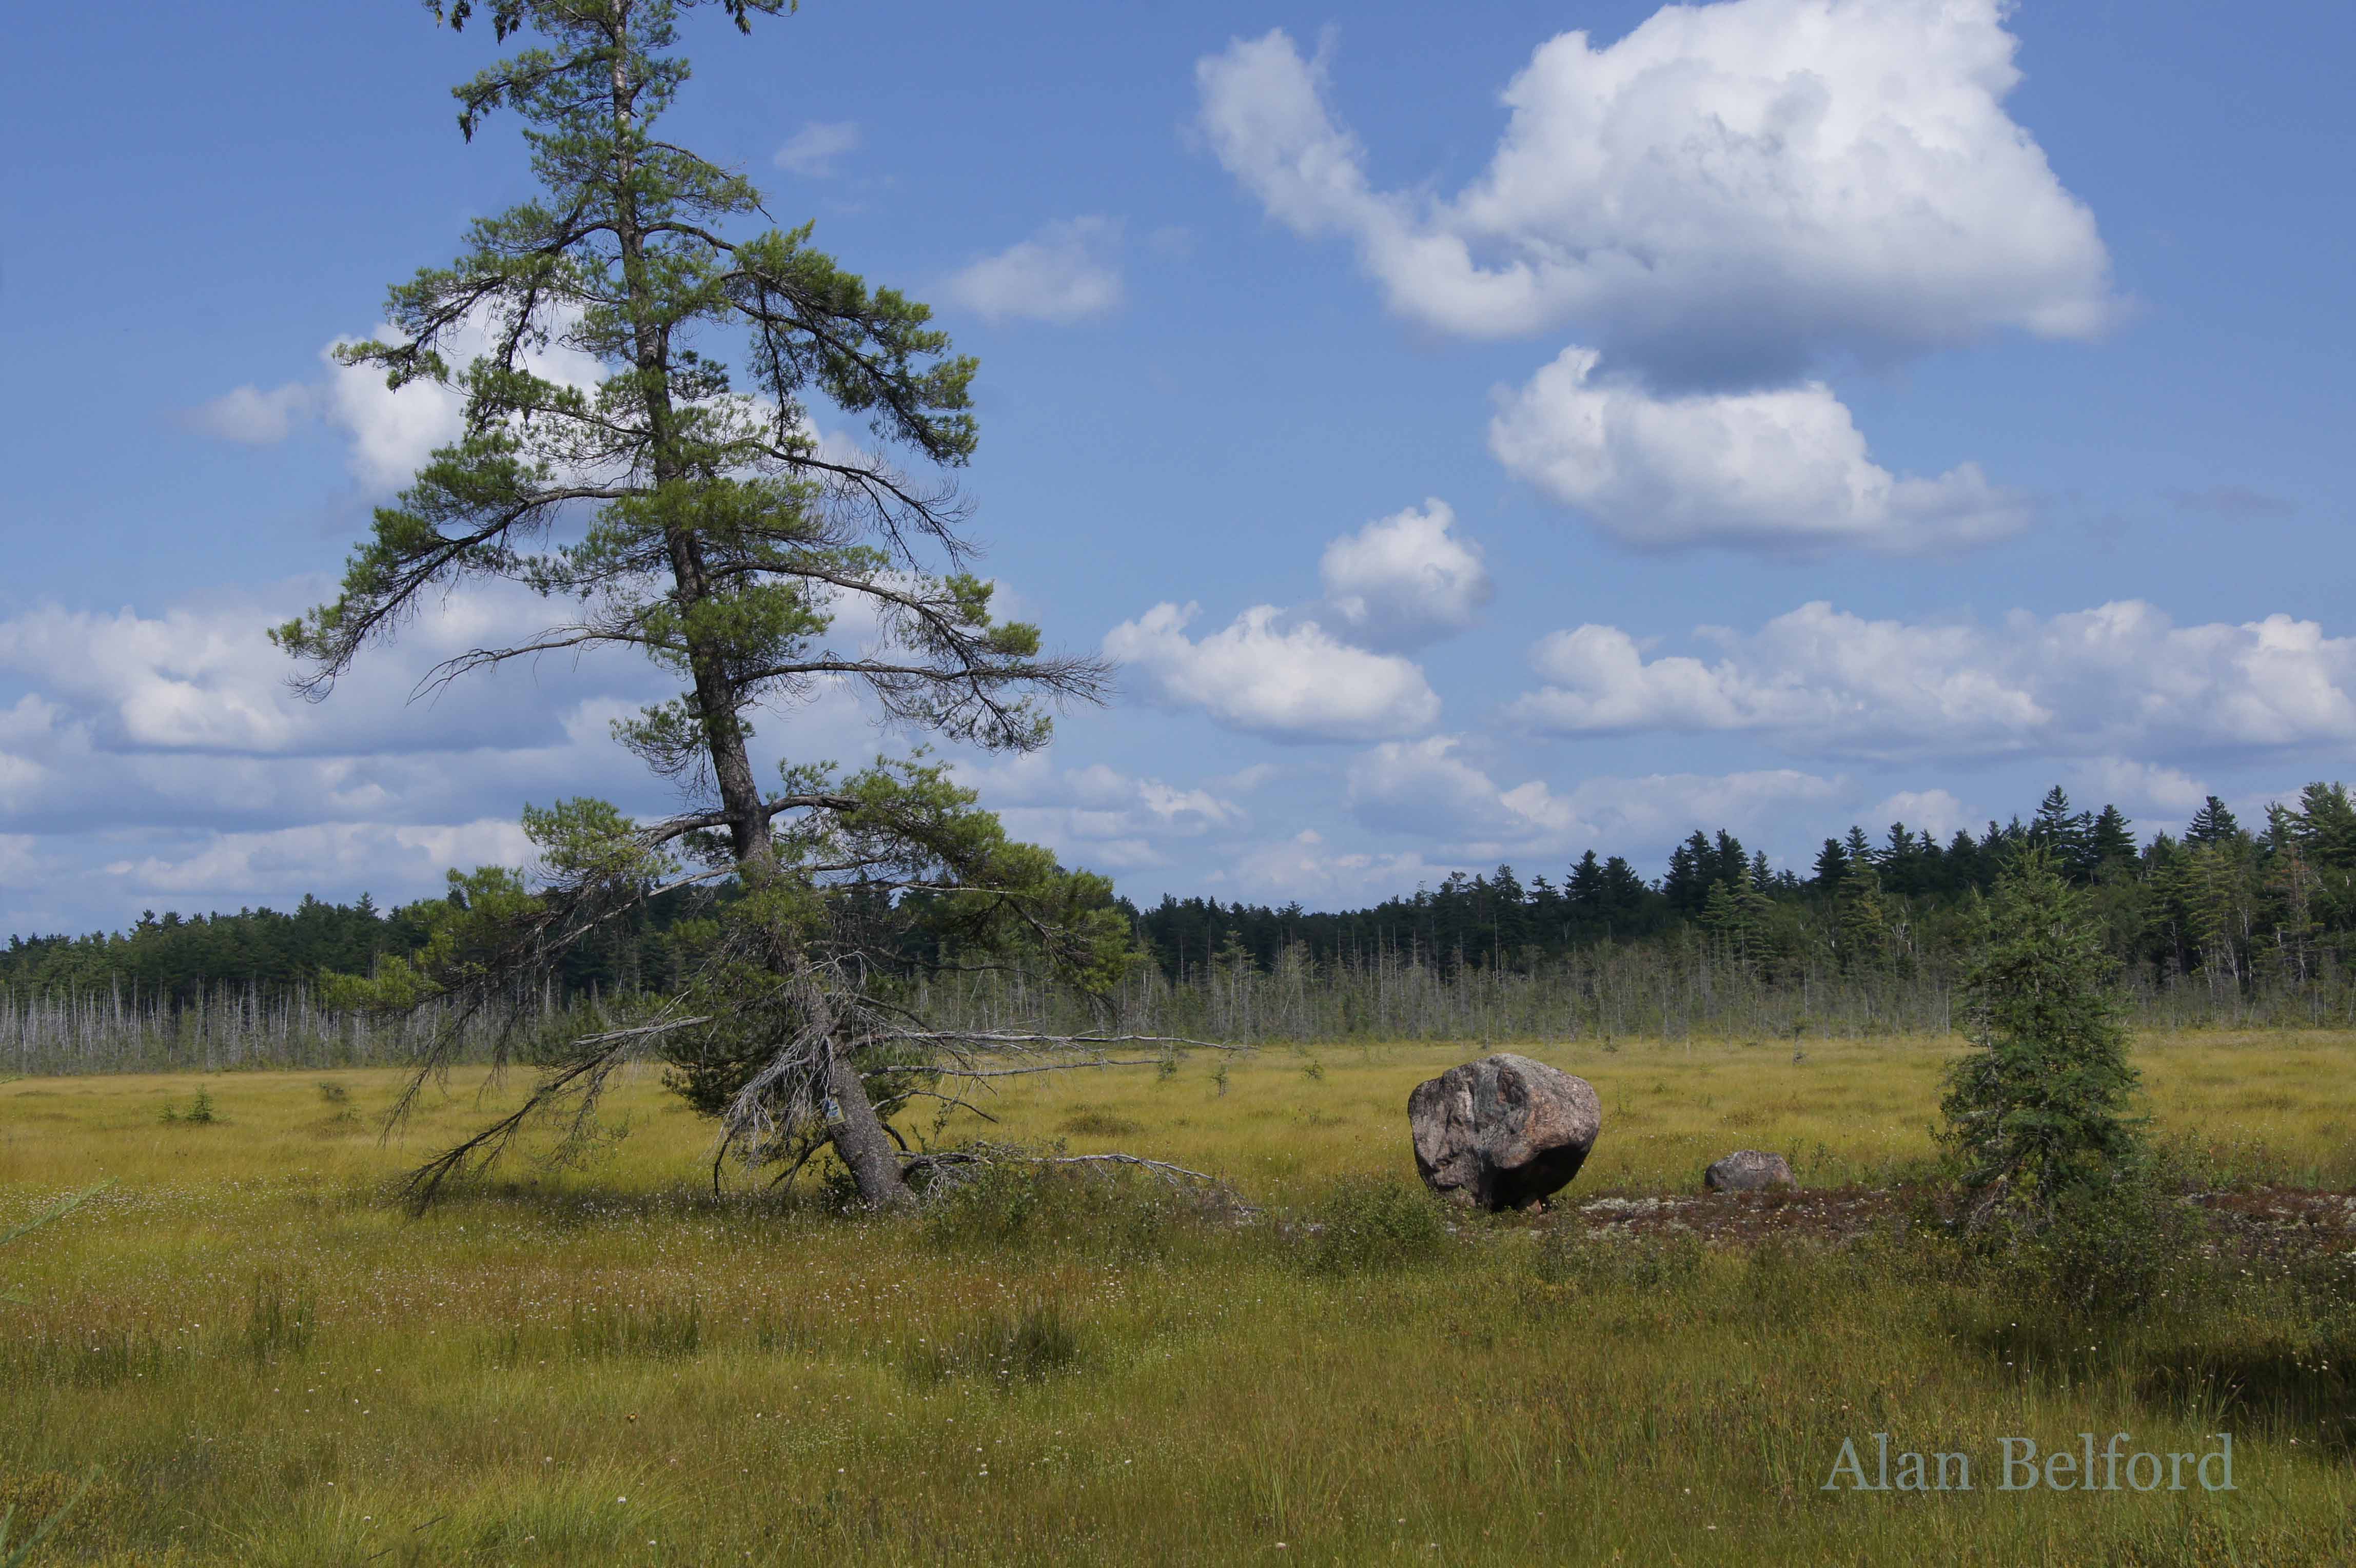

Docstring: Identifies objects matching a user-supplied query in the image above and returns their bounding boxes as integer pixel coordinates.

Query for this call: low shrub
[1305,1177,1446,1273]
[920,1155,1209,1260]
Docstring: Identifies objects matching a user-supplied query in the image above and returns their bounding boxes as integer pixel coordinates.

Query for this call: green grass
[1,1034,2352,1565]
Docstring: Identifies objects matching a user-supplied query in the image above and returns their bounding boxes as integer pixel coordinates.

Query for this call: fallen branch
[897,1031,1252,1053]
[936,1059,1166,1079]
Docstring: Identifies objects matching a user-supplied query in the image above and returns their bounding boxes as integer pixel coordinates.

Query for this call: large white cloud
[1514,600,2356,761]
[1104,602,1441,743]
[1195,3,2114,381]
[946,218,1126,326]
[1316,499,1493,647]
[1487,347,2030,551]
[96,819,534,900]
[323,312,608,490]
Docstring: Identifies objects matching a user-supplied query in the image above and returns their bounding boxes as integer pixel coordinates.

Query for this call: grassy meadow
[3,1033,2353,1565]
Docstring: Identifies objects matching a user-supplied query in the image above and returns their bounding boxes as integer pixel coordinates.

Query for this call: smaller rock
[1704,1150,1796,1192]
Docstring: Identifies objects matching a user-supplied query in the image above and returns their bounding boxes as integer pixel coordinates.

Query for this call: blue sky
[3,0,2351,934]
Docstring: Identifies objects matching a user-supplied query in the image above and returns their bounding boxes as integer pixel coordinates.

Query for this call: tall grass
[1,1039,2351,1563]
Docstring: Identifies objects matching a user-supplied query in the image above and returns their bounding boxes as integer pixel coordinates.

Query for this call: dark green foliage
[160,1090,218,1125]
[2029,786,2097,881]
[1941,848,2144,1211]
[1304,1177,1446,1272]
[2186,795,2242,846]
[2090,803,2137,867]
[1996,1168,2209,1319]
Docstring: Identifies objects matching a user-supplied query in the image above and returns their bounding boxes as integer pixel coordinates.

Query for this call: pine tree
[278,0,1118,1209]
[2293,782,2356,869]
[1811,837,1850,891]
[1836,865,1893,972]
[1710,830,1749,890]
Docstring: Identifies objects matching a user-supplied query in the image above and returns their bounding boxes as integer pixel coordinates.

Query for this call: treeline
[1131,785,2356,1002]
[0,887,717,1003]
[9,781,2356,1073]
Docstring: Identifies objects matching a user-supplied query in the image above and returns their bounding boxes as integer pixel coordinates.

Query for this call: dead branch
[897,1031,1252,1053]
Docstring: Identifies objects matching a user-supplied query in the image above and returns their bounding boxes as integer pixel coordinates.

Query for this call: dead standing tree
[279,0,1152,1208]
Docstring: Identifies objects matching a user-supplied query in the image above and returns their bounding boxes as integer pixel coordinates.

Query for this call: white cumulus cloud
[1316,499,1493,648]
[1104,602,1440,743]
[1487,348,2030,551]
[946,217,1125,325]
[1862,789,1976,842]
[1514,600,2356,761]
[1195,3,2114,380]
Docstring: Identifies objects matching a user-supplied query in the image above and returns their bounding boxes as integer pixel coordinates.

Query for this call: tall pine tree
[280,0,1116,1208]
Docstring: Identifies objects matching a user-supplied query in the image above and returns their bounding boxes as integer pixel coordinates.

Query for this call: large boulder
[1408,1053,1600,1211]
[1704,1150,1796,1192]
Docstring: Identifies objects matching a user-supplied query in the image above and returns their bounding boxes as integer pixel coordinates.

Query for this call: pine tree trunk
[824,1055,913,1209]
[603,2,909,1209]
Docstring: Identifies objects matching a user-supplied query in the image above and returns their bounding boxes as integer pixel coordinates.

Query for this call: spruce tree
[2186,795,2242,846]
[2088,803,2136,867]
[1940,849,2143,1224]
[1566,851,1604,922]
[2029,786,2096,881]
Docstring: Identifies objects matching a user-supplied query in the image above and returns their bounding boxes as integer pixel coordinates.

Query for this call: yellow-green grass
[1,1034,2352,1566]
